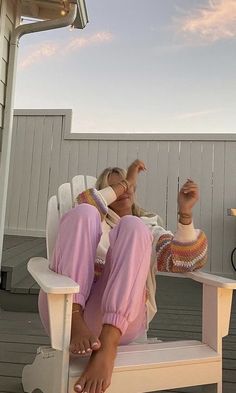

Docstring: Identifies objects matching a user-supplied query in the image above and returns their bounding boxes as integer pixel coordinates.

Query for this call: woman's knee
[61,203,100,224]
[118,216,152,242]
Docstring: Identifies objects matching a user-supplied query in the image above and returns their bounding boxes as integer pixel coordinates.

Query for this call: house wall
[4,109,236,278]
[0,0,18,144]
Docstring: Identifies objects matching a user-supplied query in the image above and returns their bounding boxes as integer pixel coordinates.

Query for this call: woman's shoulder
[140,214,162,228]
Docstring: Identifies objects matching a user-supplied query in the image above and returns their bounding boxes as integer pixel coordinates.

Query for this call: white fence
[5,109,236,277]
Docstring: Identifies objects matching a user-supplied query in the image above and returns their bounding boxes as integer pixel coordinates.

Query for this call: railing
[5,109,236,277]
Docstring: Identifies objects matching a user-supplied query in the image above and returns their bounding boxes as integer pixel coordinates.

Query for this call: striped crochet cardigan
[76,187,208,325]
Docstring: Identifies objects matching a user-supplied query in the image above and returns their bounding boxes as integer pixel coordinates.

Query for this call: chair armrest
[28,257,80,294]
[184,271,236,289]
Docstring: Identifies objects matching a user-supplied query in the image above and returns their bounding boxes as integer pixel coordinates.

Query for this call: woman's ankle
[99,324,121,348]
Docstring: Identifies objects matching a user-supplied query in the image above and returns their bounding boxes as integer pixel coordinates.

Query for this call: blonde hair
[95,166,157,219]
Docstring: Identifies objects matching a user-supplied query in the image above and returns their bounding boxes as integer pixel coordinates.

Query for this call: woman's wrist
[110,179,130,198]
[178,211,193,225]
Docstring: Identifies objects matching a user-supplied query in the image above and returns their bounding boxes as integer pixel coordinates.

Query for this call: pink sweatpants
[38,204,153,344]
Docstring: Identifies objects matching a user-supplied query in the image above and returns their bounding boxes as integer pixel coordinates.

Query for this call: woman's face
[107,172,135,217]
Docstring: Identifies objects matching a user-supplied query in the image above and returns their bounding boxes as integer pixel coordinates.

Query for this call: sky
[15,0,236,134]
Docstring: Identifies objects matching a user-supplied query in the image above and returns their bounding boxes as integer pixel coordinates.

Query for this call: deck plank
[0,235,236,393]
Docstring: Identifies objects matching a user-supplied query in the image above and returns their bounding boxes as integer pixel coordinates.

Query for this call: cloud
[176,108,221,120]
[65,32,113,52]
[177,0,236,43]
[19,43,58,69]
[19,31,113,69]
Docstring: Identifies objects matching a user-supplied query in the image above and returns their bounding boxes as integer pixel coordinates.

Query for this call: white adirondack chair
[22,175,236,393]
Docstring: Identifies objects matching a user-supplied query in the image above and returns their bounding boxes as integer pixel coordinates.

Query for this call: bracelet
[118,179,130,192]
[178,212,192,218]
[72,310,81,314]
[178,211,192,225]
[123,179,130,189]
[118,181,127,192]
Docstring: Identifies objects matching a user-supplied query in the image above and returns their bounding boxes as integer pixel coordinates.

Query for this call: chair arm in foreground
[28,257,80,294]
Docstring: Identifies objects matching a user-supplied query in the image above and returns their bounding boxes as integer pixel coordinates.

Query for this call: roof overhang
[21,0,88,29]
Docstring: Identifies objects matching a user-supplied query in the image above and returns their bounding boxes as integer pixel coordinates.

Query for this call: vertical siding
[5,110,236,278]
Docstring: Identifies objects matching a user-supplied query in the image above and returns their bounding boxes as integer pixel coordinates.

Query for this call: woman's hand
[126,159,146,187]
[178,179,199,215]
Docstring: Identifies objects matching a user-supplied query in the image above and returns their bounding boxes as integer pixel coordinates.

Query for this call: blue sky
[15,0,236,133]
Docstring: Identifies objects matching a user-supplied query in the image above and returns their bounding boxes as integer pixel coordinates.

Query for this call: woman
[38,159,207,393]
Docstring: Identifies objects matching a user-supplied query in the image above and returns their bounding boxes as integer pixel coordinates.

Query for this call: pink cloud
[19,31,113,69]
[178,0,236,43]
[19,43,58,69]
[65,32,113,52]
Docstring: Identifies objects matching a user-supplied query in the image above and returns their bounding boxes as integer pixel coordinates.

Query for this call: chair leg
[202,382,222,393]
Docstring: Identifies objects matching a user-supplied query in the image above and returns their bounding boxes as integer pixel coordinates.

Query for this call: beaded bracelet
[178,212,192,225]
[178,212,192,219]
[122,178,130,190]
[118,179,130,192]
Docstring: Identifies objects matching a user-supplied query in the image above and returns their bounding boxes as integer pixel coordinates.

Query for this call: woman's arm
[155,179,208,272]
[76,186,119,220]
[76,160,146,220]
[155,225,208,272]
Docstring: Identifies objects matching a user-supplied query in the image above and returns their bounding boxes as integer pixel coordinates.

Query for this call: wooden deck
[0,236,236,392]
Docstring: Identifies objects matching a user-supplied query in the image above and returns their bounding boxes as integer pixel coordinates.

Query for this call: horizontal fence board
[5,110,236,277]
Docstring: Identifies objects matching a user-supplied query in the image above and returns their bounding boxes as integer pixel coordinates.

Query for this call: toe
[74,375,86,392]
[89,380,98,393]
[90,337,101,350]
[74,383,82,392]
[102,378,110,392]
[84,339,92,353]
[79,342,86,355]
[70,345,80,355]
[83,379,92,393]
[95,380,103,393]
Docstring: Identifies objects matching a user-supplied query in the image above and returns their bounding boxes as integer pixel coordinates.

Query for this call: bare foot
[70,306,101,355]
[74,346,116,392]
[73,324,121,393]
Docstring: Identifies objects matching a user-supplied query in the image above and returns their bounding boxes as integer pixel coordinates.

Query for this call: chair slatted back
[86,175,97,189]
[46,195,59,265]
[71,175,97,203]
[58,183,72,218]
[71,175,86,204]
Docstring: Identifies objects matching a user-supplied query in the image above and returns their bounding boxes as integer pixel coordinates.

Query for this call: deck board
[0,298,235,393]
[0,235,236,392]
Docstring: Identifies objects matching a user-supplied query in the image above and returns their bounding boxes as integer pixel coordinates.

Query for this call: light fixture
[60,0,68,16]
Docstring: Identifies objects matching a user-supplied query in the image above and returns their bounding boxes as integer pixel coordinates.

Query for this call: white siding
[5,109,236,278]
[0,0,17,129]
